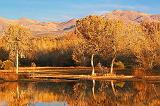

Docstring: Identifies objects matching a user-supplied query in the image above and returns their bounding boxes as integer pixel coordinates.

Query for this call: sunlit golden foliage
[0,27,79,66]
[73,15,160,69]
[73,16,128,67]
[2,60,14,70]
[0,16,160,69]
[1,24,32,65]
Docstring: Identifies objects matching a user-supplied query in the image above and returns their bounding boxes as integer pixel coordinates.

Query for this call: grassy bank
[0,67,159,82]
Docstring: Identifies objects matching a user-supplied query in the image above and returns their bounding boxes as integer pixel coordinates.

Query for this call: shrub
[31,62,36,67]
[114,61,125,69]
[2,60,14,70]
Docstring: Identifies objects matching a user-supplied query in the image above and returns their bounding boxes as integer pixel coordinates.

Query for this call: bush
[114,61,125,69]
[2,60,14,70]
[31,62,36,67]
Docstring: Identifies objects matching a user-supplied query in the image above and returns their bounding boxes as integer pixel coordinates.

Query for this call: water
[0,80,159,106]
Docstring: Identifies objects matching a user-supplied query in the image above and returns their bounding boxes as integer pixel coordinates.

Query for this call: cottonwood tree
[140,21,160,69]
[74,15,127,75]
[120,23,143,65]
[75,16,109,75]
[74,15,160,74]
[125,21,160,69]
[3,24,32,74]
[101,19,127,74]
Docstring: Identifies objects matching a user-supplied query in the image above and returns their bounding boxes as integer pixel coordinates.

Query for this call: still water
[0,80,159,106]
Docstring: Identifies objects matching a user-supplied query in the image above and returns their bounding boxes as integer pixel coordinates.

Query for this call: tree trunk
[16,50,19,74]
[91,54,95,75]
[110,56,116,74]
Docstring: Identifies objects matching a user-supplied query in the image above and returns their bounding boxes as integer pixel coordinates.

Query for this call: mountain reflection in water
[0,80,159,106]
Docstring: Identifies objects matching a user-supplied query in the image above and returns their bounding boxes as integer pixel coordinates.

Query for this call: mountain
[103,10,160,23]
[0,17,76,35]
[0,10,160,36]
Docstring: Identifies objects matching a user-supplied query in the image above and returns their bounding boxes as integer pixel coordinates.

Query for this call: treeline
[72,16,160,71]
[0,29,79,67]
[0,15,160,70]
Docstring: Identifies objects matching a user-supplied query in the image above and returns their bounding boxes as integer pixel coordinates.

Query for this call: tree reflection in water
[0,80,159,106]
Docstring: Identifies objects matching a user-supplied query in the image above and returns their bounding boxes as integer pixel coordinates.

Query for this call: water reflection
[0,80,159,106]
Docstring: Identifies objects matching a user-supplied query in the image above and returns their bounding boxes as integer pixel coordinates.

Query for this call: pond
[0,80,159,106]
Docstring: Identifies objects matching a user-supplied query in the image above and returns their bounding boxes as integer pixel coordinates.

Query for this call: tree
[75,16,108,75]
[75,15,127,75]
[140,21,160,69]
[3,24,32,74]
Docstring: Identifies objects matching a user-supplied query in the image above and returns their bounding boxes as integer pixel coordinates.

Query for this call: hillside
[0,17,76,35]
[103,10,160,23]
[0,10,160,36]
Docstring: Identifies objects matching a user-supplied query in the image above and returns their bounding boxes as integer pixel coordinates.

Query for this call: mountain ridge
[0,10,160,35]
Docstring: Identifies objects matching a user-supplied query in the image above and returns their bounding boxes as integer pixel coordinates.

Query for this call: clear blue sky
[0,0,160,22]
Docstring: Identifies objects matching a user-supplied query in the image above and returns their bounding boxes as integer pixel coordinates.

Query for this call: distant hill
[0,10,160,36]
[103,10,160,23]
[0,17,76,35]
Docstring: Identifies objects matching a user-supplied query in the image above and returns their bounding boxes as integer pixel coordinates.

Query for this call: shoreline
[0,67,159,82]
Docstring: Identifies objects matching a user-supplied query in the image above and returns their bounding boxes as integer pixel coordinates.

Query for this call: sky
[0,0,160,22]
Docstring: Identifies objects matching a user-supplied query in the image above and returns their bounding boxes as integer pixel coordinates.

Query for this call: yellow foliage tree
[3,24,32,73]
[75,15,127,75]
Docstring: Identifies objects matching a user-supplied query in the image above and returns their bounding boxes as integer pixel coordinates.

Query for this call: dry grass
[0,67,159,81]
